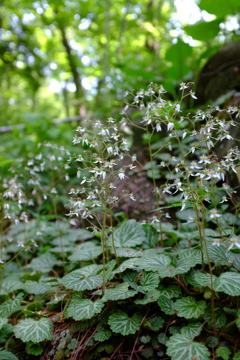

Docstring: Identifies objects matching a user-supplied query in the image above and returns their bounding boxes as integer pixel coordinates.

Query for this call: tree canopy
[0,0,240,123]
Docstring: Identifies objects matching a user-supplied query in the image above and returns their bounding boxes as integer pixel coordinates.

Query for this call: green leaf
[199,0,240,16]
[158,333,168,345]
[179,249,202,265]
[206,336,218,347]
[114,258,139,274]
[158,296,175,315]
[158,285,182,299]
[216,347,232,360]
[233,351,240,360]
[0,318,8,329]
[203,305,227,329]
[144,316,164,331]
[68,242,102,261]
[14,318,53,343]
[140,272,160,291]
[93,327,112,342]
[60,270,103,291]
[0,277,24,295]
[31,252,57,272]
[0,293,23,317]
[180,322,202,337]
[142,224,158,248]
[215,272,240,296]
[115,248,143,258]
[135,254,171,271]
[174,297,206,319]
[135,290,160,304]
[194,272,218,289]
[108,311,142,335]
[24,281,51,295]
[166,333,210,360]
[157,256,198,278]
[206,244,232,266]
[26,342,44,355]
[166,39,192,63]
[140,335,151,344]
[0,350,19,360]
[109,220,146,248]
[101,283,137,302]
[184,19,222,41]
[65,297,104,321]
[165,39,193,79]
[0,157,14,167]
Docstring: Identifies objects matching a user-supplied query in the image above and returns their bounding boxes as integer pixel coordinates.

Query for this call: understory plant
[0,83,240,360]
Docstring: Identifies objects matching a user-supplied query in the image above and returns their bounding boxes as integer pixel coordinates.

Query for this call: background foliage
[1,0,240,359]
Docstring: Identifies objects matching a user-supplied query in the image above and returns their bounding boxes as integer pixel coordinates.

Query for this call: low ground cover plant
[0,83,240,360]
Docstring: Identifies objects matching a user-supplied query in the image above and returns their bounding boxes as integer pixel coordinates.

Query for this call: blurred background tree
[0,0,240,125]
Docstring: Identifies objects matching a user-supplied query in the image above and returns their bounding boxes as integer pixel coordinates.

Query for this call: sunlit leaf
[199,0,240,16]
[184,19,222,41]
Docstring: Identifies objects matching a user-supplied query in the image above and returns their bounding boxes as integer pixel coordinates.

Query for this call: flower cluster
[67,117,136,230]
[122,83,240,248]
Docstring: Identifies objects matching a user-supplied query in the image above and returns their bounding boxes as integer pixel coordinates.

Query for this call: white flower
[179,82,189,90]
[107,146,113,154]
[130,193,136,201]
[151,216,160,223]
[190,91,197,99]
[118,171,126,180]
[17,241,25,247]
[156,123,162,132]
[87,191,97,200]
[209,209,221,219]
[199,155,211,164]
[228,236,240,250]
[99,128,110,136]
[212,239,221,246]
[189,161,202,170]
[174,104,181,113]
[82,138,89,145]
[167,122,174,132]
